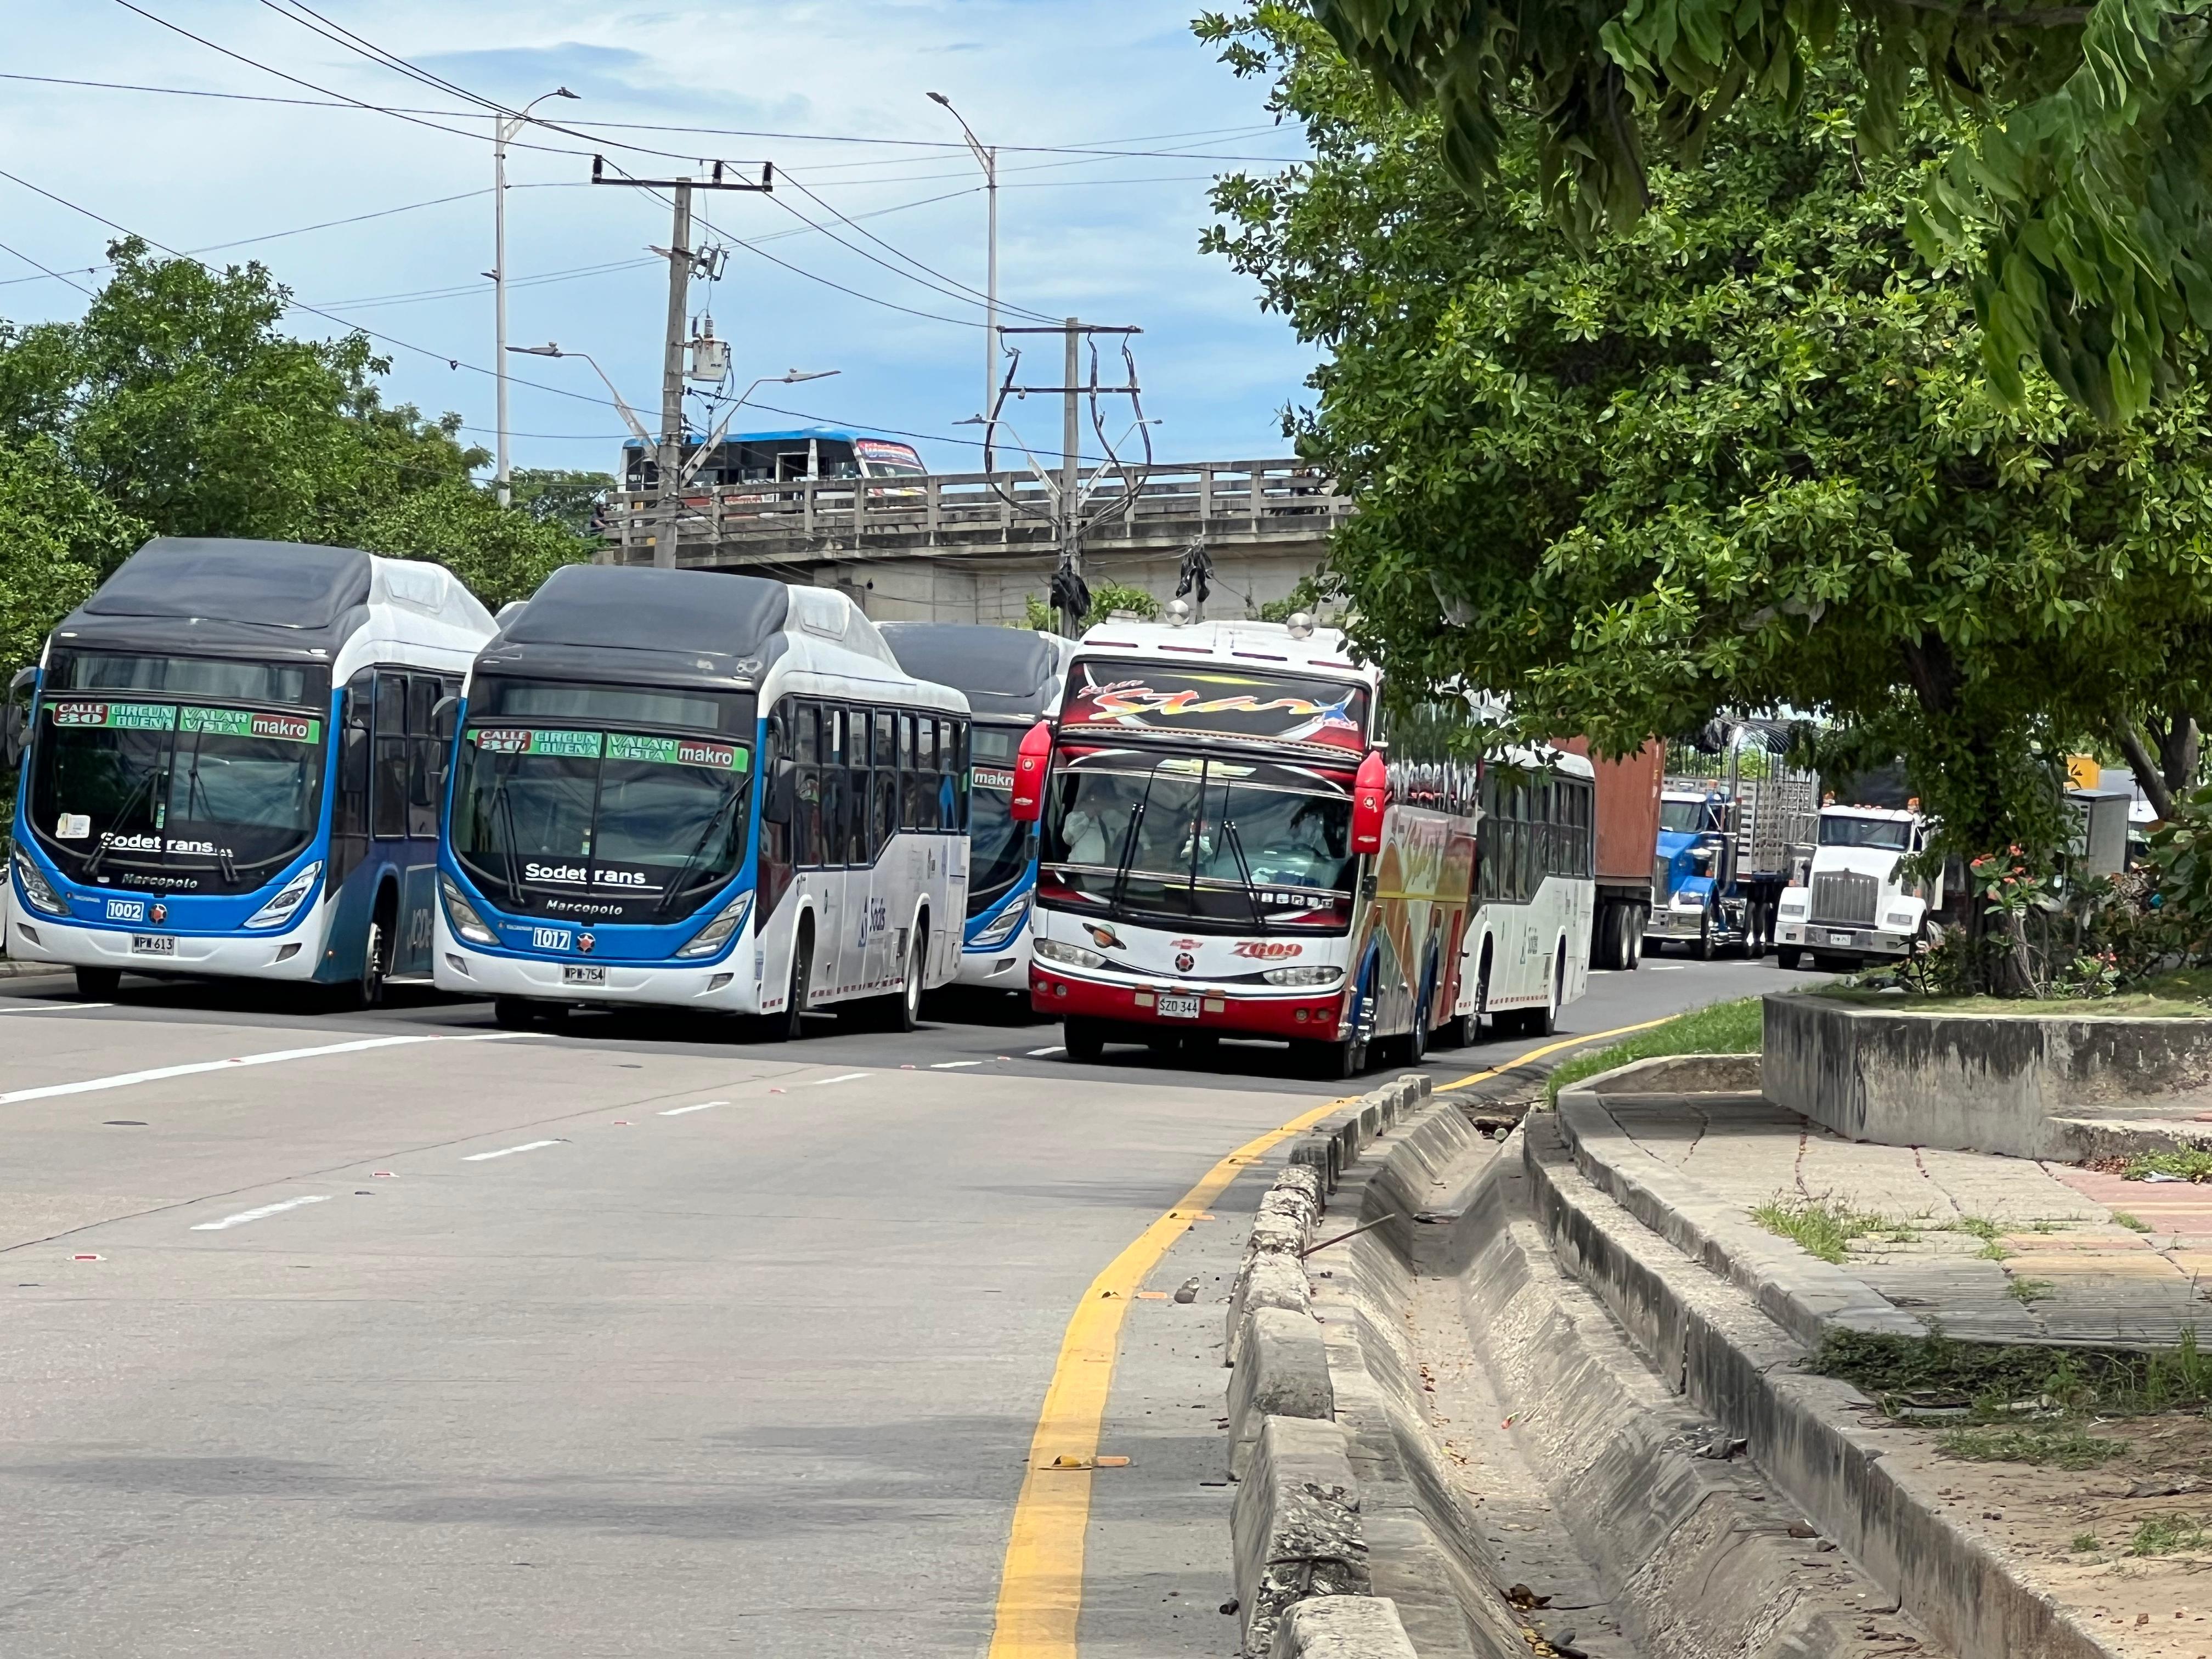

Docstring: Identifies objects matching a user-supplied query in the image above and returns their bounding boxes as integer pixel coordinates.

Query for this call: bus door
[373,669,447,979]
[863,709,900,986]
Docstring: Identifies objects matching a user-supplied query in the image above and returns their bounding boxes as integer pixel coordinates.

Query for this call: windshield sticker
[974,766,1015,791]
[55,813,91,840]
[1061,665,1368,753]
[605,732,749,771]
[178,707,323,743]
[472,727,605,759]
[48,700,176,731]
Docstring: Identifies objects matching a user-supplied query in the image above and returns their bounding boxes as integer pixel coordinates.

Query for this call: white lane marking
[1027,1045,1064,1057]
[461,1139,565,1161]
[806,1071,870,1086]
[0,1032,522,1106]
[0,1002,112,1014]
[1647,964,1686,972]
[657,1100,729,1116]
[930,1060,984,1069]
[190,1194,331,1231]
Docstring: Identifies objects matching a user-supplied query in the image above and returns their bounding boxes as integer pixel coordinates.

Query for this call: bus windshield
[968,723,1032,916]
[450,679,757,925]
[28,666,329,896]
[1039,748,1355,932]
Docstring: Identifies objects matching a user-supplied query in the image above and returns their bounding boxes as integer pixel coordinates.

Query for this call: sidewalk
[1564,1088,2212,1348]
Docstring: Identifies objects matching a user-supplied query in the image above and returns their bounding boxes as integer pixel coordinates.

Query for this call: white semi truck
[1772,804,1940,970]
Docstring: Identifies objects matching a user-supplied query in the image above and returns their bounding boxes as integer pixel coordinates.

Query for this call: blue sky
[0,1,1316,478]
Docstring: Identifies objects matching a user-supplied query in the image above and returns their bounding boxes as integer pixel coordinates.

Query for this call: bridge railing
[601,459,1354,562]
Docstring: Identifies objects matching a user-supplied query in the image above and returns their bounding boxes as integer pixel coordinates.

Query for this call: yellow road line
[986,1014,1673,1655]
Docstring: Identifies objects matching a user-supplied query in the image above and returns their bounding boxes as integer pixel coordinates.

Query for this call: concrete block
[1232,1415,1369,1656]
[1227,1248,1312,1364]
[1228,1305,1335,1477]
[1274,1164,1325,1212]
[1259,1185,1319,1235]
[1250,1211,1307,1256]
[1290,1135,1341,1193]
[1400,1073,1432,1101]
[1270,1595,1417,1659]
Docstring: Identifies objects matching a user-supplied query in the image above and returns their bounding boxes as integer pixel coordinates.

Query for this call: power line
[0,238,97,297]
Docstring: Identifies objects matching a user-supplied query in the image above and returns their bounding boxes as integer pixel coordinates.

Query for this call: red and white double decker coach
[1017,612,1588,1077]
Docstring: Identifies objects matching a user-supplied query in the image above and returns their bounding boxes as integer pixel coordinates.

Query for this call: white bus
[433,567,970,1034]
[878,623,1075,998]
[7,537,494,1003]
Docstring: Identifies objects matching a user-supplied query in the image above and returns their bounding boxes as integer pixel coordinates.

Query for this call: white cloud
[0,0,1317,475]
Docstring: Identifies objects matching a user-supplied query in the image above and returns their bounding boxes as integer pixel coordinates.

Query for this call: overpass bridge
[596,458,1352,625]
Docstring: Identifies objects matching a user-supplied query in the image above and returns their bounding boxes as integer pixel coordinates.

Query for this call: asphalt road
[0,953,1820,1656]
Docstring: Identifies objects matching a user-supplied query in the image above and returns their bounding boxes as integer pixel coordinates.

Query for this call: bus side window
[821,708,848,868]
[872,710,898,858]
[405,675,441,839]
[849,708,874,865]
[333,671,374,883]
[373,671,408,840]
[915,718,939,831]
[898,713,917,829]
[950,720,969,832]
[795,702,824,868]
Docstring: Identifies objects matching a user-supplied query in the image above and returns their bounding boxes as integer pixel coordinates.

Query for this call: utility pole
[492,87,579,508]
[996,320,1143,637]
[590,155,771,568]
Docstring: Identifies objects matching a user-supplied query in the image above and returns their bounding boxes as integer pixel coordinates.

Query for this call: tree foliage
[1298,0,2212,424]
[0,241,592,672]
[1199,6,2212,859]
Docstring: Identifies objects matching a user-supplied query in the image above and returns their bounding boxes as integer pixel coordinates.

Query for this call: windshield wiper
[82,767,164,883]
[1109,794,1149,912]
[656,782,745,917]
[486,757,526,909]
[181,743,237,885]
[1216,812,1269,931]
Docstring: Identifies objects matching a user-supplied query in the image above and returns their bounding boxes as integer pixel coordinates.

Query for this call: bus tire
[893,923,925,1032]
[768,923,812,1042]
[1526,949,1563,1037]
[1304,1034,1364,1081]
[1434,1013,1474,1051]
[1064,1016,1107,1063]
[358,897,394,1008]
[75,967,122,1000]
[493,996,537,1030]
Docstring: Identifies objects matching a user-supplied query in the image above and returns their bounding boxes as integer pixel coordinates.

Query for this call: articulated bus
[879,623,1075,998]
[619,428,926,493]
[1018,618,1594,1076]
[5,537,495,1002]
[432,566,972,1035]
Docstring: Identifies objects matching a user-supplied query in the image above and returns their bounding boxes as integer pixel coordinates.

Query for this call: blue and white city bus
[432,566,972,1036]
[5,537,495,1002]
[879,624,1074,998]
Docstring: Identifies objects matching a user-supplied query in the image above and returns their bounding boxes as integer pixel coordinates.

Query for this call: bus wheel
[1526,951,1563,1037]
[359,913,392,1008]
[893,926,925,1032]
[1302,1033,1365,1080]
[493,997,536,1030]
[767,928,812,1042]
[75,967,121,1000]
[1434,1013,1474,1050]
[1064,1016,1107,1063]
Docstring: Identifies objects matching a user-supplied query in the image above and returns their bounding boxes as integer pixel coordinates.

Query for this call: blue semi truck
[1644,754,1818,960]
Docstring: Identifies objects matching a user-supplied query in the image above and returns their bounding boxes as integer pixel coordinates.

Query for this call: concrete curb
[1555,1058,1925,1346]
[0,956,69,980]
[1522,1106,2117,1659]
[1232,1414,1370,1657]
[1229,1305,1335,1478]
[1270,1595,1419,1658]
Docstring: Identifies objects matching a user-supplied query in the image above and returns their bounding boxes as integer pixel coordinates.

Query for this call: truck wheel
[1623,907,1644,970]
[1774,947,1802,970]
[1691,909,1713,961]
[1638,926,1661,960]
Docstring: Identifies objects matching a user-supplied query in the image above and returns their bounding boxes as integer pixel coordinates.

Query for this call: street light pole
[507,343,652,444]
[493,87,579,508]
[928,93,997,422]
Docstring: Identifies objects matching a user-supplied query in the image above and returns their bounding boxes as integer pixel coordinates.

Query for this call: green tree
[1300,0,2212,424]
[1199,6,2212,868]
[508,467,613,538]
[354,482,591,611]
[0,437,144,674]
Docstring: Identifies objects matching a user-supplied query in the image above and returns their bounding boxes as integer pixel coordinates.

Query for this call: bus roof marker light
[1165,599,1194,627]
[1010,719,1053,823]
[1352,749,1389,855]
[1285,611,1317,640]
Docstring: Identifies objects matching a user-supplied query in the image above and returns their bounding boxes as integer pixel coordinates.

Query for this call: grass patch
[1813,968,2212,1019]
[1544,995,1762,1101]
[2130,1514,2212,1556]
[1816,1326,2212,1418]
[2114,1211,2153,1232]
[1752,1197,1910,1265]
[2007,1277,2056,1305]
[2121,1149,2212,1183]
[1938,1425,2127,1470]
[2072,1532,2101,1552]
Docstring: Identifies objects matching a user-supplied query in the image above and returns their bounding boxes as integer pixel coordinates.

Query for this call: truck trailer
[1555,737,1664,971]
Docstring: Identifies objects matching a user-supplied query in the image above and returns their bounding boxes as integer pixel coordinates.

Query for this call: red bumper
[1029,964,1346,1040]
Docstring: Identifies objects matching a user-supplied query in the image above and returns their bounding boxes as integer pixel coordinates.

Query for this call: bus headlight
[12,845,66,916]
[1033,936,1105,970]
[676,890,753,959]
[243,862,323,930]
[1262,964,1343,987]
[968,895,1030,950]
[439,873,498,947]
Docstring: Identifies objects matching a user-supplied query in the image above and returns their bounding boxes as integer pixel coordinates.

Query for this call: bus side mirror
[1351,749,1389,855]
[1,666,30,771]
[1009,719,1053,823]
[762,757,797,825]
